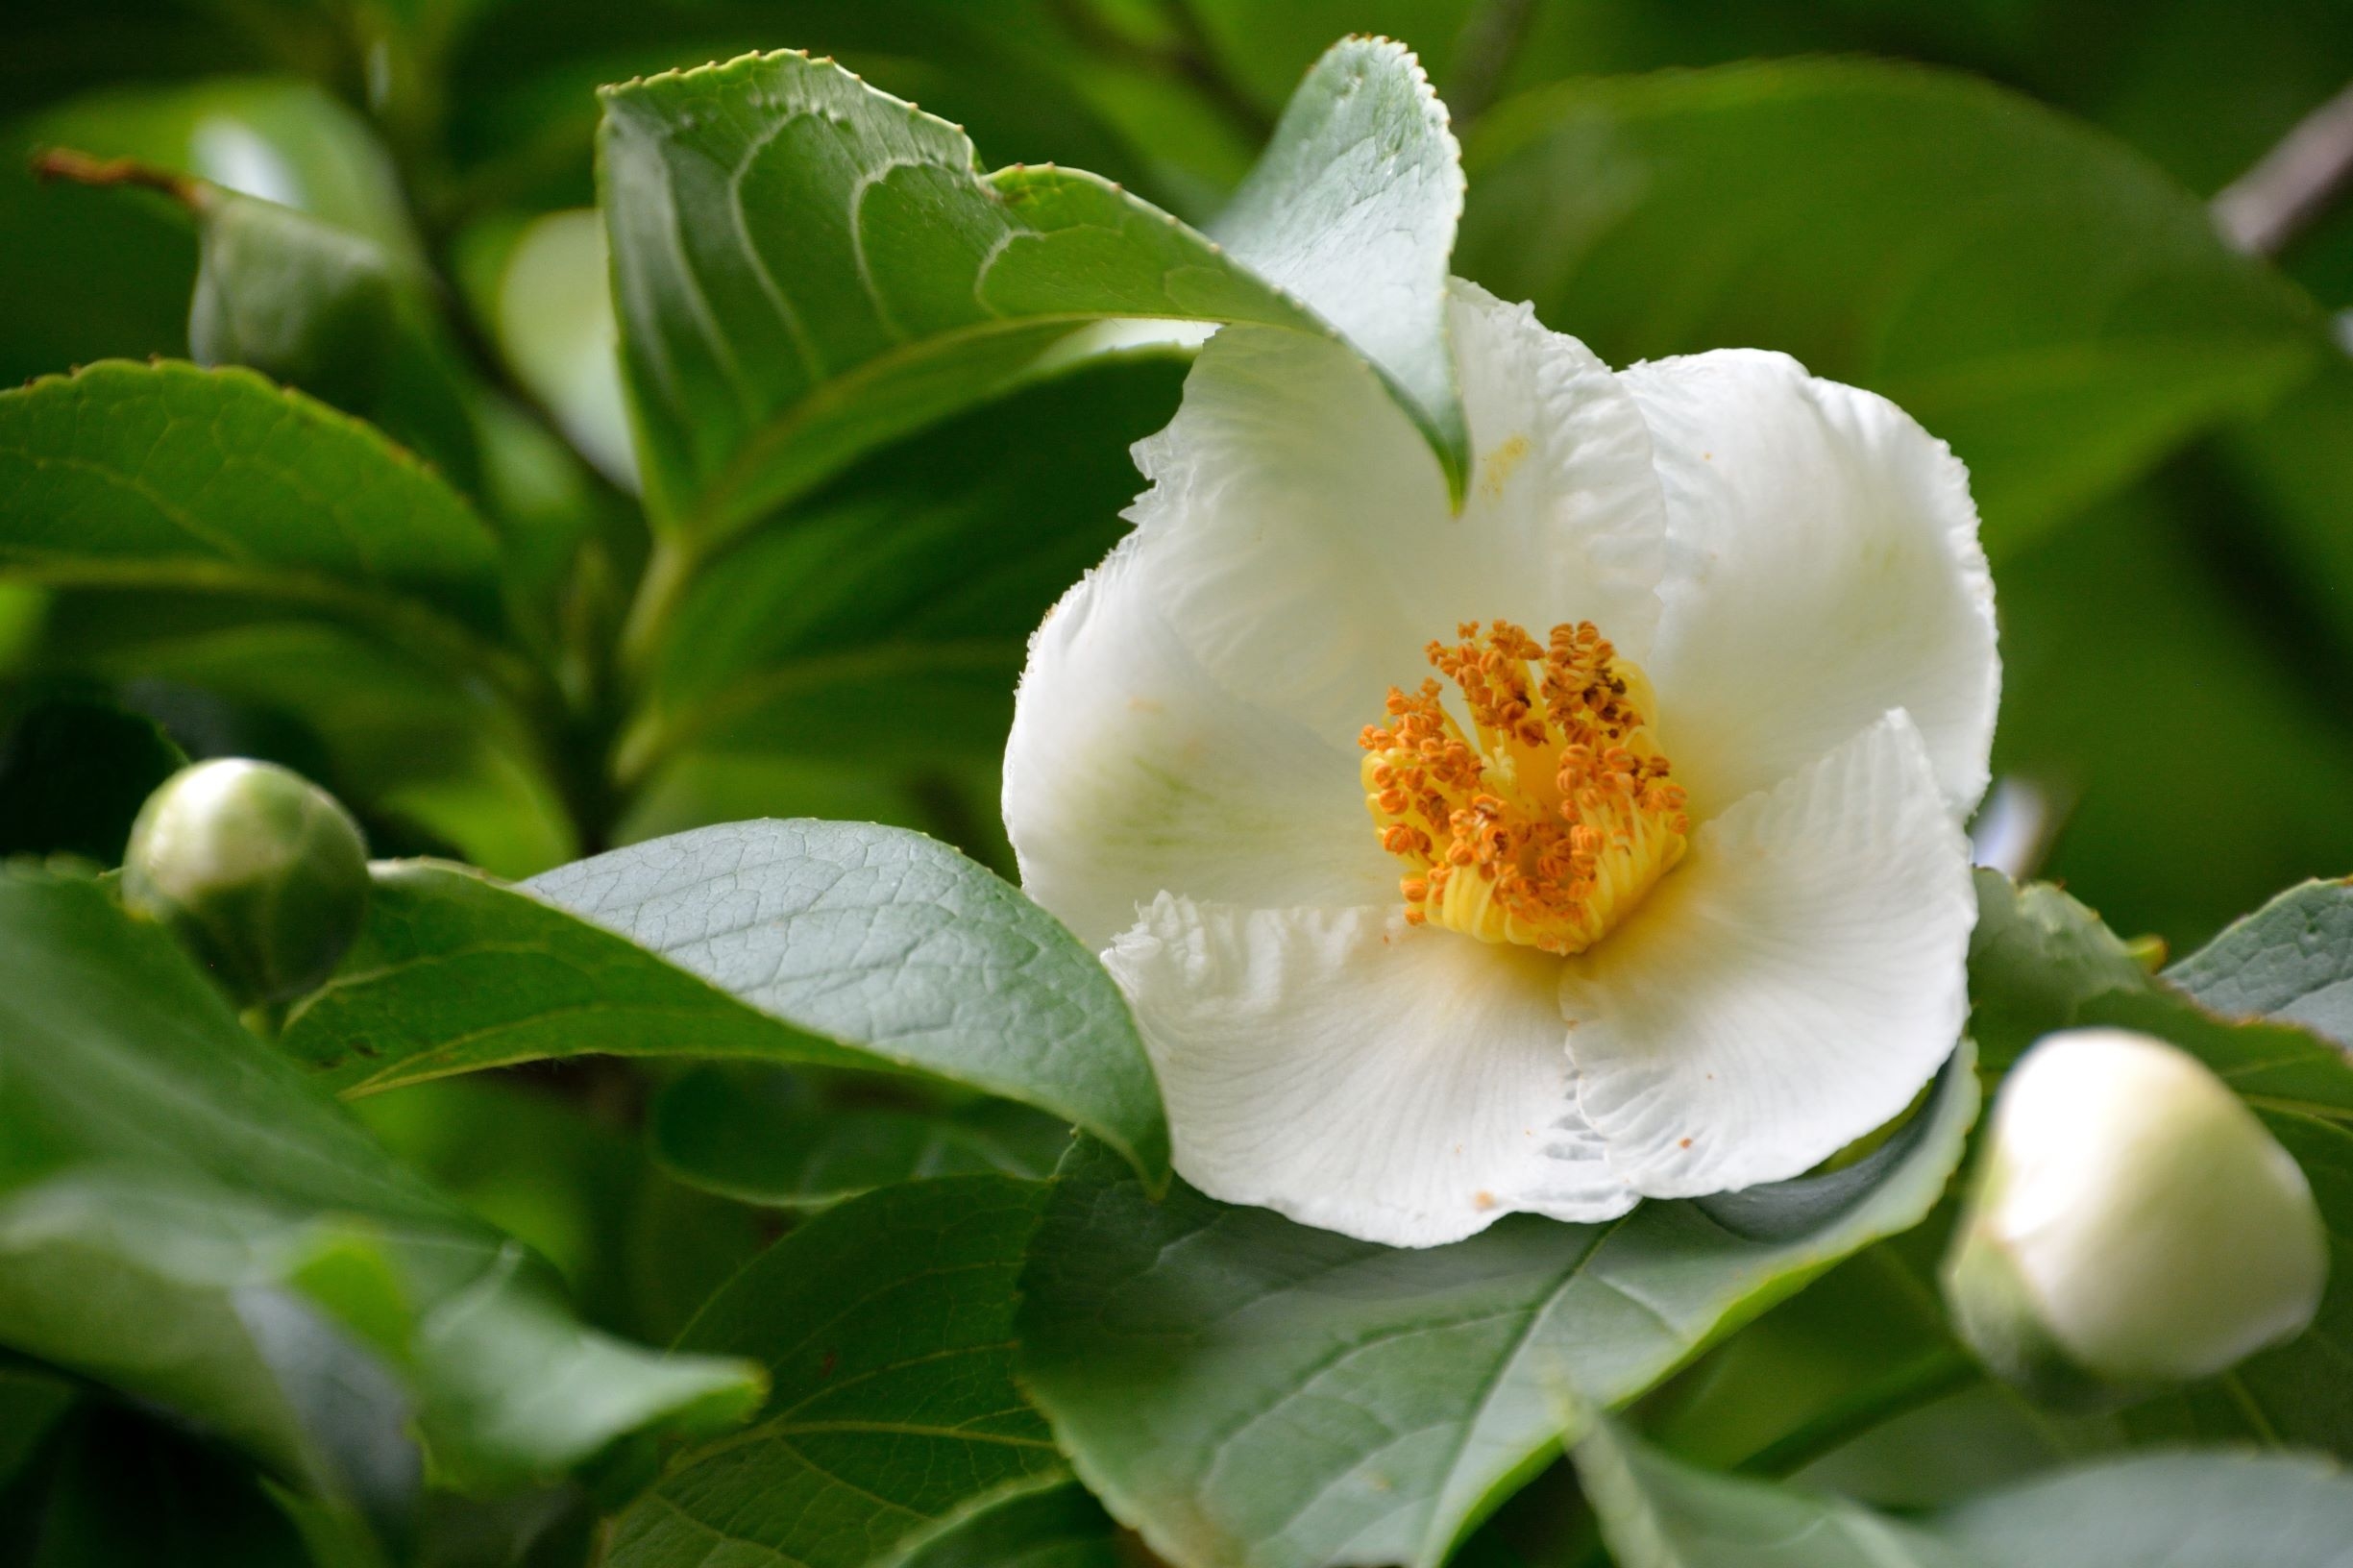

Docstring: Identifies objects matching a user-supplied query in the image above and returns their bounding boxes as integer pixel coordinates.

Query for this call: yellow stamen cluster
[1359,620,1690,956]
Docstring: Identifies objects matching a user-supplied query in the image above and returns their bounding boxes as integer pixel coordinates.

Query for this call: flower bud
[122,759,370,1005]
[1943,1027,2325,1403]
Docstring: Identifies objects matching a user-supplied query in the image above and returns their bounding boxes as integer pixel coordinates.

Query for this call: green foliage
[597,37,1460,545]
[187,189,481,490]
[2165,878,2353,1043]
[1016,1049,1974,1568]
[281,858,872,1090]
[283,827,1167,1187]
[1207,36,1468,492]
[0,76,414,387]
[893,1482,1120,1568]
[1576,1417,2353,1568]
[618,350,1186,795]
[1574,1417,1978,1567]
[1935,1449,2353,1567]
[0,868,763,1542]
[526,820,1169,1186]
[0,361,505,645]
[603,1175,1065,1568]
[650,1065,1070,1208]
[1457,60,2325,552]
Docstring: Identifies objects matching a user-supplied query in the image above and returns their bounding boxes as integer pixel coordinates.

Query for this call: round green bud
[121,759,370,1005]
[1944,1027,2326,1405]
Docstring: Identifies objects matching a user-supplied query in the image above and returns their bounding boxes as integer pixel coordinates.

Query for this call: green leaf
[619,348,1183,788]
[187,189,482,493]
[1935,1450,2353,1567]
[1572,1417,1977,1568]
[1183,4,1480,118]
[896,1482,1121,1568]
[604,1175,1067,1568]
[0,868,763,1531]
[284,1482,603,1568]
[1,77,416,387]
[2164,879,2353,1048]
[1458,61,2325,551]
[352,1076,667,1338]
[613,751,1013,877]
[282,833,1164,1185]
[1963,868,2148,1071]
[1576,1418,2353,1568]
[1967,870,2353,1105]
[527,820,1169,1187]
[0,361,509,652]
[1015,1047,1977,1568]
[281,860,869,1093]
[1629,1235,1985,1486]
[650,1065,1071,1208]
[598,37,1463,543]
[1208,36,1466,494]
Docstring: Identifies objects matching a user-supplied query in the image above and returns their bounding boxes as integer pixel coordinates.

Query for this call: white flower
[1944,1027,2326,1393]
[1004,282,1998,1246]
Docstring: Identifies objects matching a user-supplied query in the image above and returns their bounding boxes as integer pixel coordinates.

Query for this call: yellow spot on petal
[1360,620,1689,956]
[1479,433,1532,502]
[1475,1190,1497,1210]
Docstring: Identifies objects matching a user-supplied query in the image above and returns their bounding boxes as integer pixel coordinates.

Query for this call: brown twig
[29,147,208,211]
[2213,79,2353,257]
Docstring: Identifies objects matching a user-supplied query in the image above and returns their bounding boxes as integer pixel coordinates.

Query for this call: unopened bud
[1943,1027,2325,1403]
[122,759,369,1005]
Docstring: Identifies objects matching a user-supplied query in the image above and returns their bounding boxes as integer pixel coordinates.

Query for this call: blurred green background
[4,0,2352,960]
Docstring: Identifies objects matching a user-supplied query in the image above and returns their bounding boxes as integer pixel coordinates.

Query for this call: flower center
[1358,620,1690,956]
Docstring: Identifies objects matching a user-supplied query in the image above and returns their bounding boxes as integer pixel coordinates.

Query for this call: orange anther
[1361,615,1688,957]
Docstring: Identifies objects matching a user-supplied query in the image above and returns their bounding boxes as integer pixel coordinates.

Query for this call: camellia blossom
[1005,282,1998,1247]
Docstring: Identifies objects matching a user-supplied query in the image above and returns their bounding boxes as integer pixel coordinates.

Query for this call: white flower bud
[1944,1027,2326,1401]
[122,758,370,1006]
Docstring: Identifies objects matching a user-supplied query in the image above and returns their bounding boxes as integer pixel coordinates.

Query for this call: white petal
[1445,281,1669,658]
[1123,288,1669,747]
[1004,539,1393,951]
[1105,895,1638,1247]
[1628,351,1998,819]
[1559,712,1975,1198]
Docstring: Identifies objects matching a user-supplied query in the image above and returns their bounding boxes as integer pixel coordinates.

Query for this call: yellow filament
[1359,620,1689,955]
